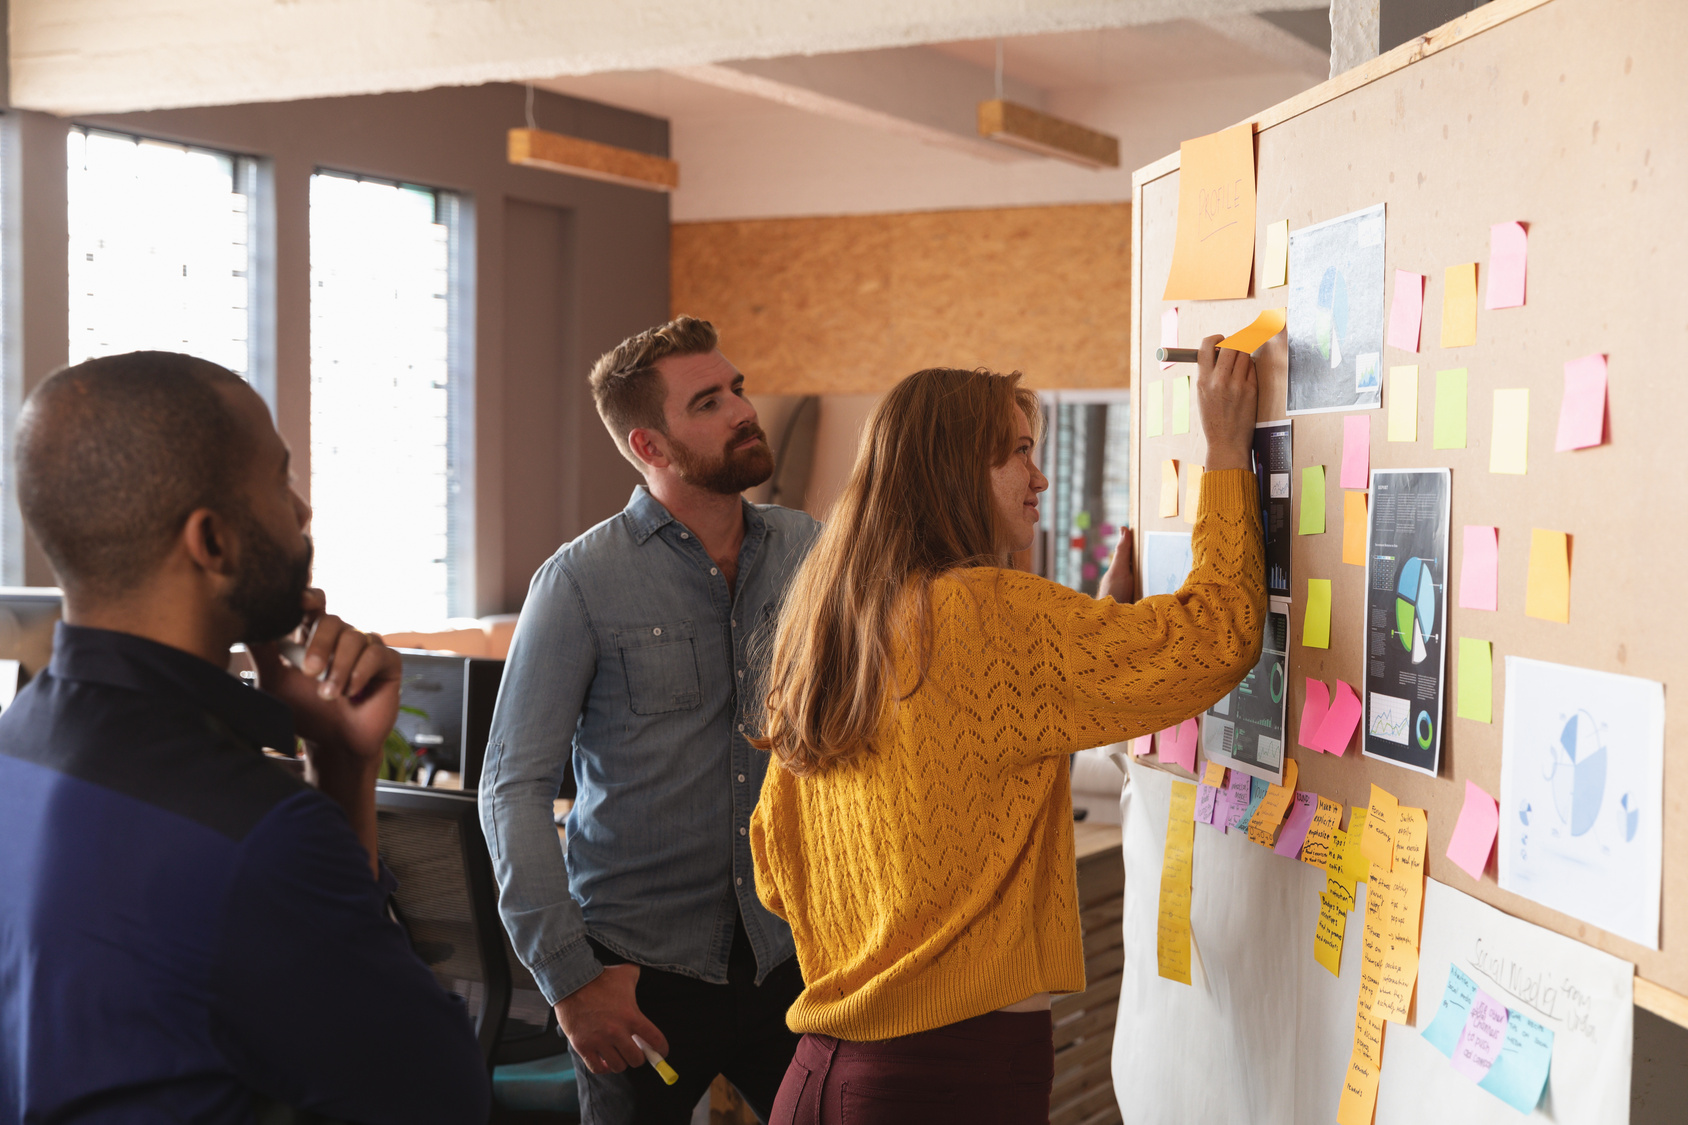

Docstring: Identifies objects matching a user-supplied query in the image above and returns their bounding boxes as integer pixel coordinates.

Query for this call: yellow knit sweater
[750,469,1266,1042]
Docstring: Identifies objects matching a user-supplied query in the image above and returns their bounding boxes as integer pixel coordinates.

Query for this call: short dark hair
[588,315,718,467]
[16,351,250,600]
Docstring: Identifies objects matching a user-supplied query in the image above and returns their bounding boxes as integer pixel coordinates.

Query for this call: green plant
[379,705,429,783]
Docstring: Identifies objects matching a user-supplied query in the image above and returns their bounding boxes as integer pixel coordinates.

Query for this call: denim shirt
[479,486,820,1004]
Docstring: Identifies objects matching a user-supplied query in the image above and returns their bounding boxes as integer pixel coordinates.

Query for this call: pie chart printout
[1286,203,1386,414]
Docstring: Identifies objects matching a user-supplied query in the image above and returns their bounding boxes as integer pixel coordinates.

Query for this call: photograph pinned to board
[1253,421,1292,599]
[1362,469,1450,776]
[1498,656,1665,950]
[1286,203,1386,415]
[1142,531,1194,598]
[1202,595,1290,785]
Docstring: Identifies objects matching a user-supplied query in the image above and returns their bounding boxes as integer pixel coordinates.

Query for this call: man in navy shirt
[0,352,489,1123]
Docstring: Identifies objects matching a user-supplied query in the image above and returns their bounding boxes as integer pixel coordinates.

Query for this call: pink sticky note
[1159,307,1179,369]
[1299,678,1331,752]
[1312,680,1362,755]
[1446,780,1500,880]
[1131,734,1154,757]
[1273,791,1319,858]
[1484,222,1528,310]
[1222,770,1253,833]
[1458,525,1499,611]
[1555,353,1608,451]
[1169,717,1200,772]
[1453,991,1510,1081]
[1387,270,1425,352]
[1340,415,1371,490]
[1195,782,1220,826]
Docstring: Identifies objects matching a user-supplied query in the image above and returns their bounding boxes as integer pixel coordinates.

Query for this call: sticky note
[1361,785,1398,872]
[1298,466,1326,534]
[1388,366,1418,441]
[1433,368,1467,449]
[1392,805,1428,883]
[1194,782,1220,826]
[1298,677,1331,751]
[1171,375,1191,434]
[1264,219,1289,288]
[1555,353,1607,450]
[1387,269,1425,352]
[1340,415,1371,490]
[1248,758,1299,846]
[1164,123,1256,301]
[1235,776,1269,836]
[1372,940,1420,1023]
[1156,716,1200,772]
[1342,492,1368,567]
[1144,380,1164,438]
[1156,781,1198,984]
[1452,989,1509,1081]
[1524,528,1570,623]
[1219,307,1287,354]
[1478,1010,1555,1113]
[1441,262,1478,347]
[1300,796,1343,868]
[1457,638,1492,723]
[1423,963,1479,1057]
[1484,221,1528,309]
[1336,1050,1381,1125]
[1159,459,1179,518]
[1303,579,1332,649]
[1357,872,1390,1013]
[1130,734,1153,756]
[1458,525,1499,611]
[1489,388,1529,474]
[1222,769,1253,833]
[1314,890,1346,976]
[1274,790,1319,857]
[1446,779,1500,880]
[1159,307,1179,370]
[1201,760,1226,787]
[1328,810,1370,906]
[1312,679,1362,755]
[1183,465,1202,525]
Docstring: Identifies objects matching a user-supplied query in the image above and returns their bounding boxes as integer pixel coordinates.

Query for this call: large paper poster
[1253,421,1292,599]
[1203,596,1290,784]
[1362,469,1450,775]
[1142,532,1193,598]
[1287,204,1386,414]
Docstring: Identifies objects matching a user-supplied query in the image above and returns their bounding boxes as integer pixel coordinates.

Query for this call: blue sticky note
[1235,777,1269,835]
[1422,963,1479,1058]
[1477,1009,1554,1114]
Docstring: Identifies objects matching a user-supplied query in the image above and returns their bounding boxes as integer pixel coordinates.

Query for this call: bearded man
[0,352,488,1122]
[478,317,820,1124]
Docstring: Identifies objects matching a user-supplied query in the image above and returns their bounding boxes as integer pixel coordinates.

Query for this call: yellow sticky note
[1336,1051,1382,1125]
[1159,459,1180,518]
[1388,365,1419,442]
[1157,781,1198,985]
[1246,758,1298,846]
[1164,123,1256,301]
[1183,465,1203,525]
[1490,387,1529,474]
[1219,307,1288,353]
[1299,465,1326,535]
[1433,368,1467,449]
[1300,796,1344,869]
[1342,491,1368,567]
[1458,638,1493,722]
[1314,891,1346,976]
[1264,220,1289,288]
[1144,380,1164,438]
[1303,579,1332,649]
[1441,262,1478,347]
[1171,375,1191,435]
[1343,810,1372,886]
[1357,884,1390,1017]
[1373,940,1421,1023]
[1525,528,1570,623]
[1361,785,1397,872]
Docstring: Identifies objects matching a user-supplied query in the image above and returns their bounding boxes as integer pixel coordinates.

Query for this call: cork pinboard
[1129,0,1688,1007]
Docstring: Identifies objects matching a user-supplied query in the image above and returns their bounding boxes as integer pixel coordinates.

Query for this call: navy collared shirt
[0,623,488,1123]
[479,487,821,1004]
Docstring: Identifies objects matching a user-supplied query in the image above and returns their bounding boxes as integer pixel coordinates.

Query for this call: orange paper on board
[1219,308,1287,354]
[1342,492,1368,566]
[1525,528,1570,623]
[1163,124,1257,300]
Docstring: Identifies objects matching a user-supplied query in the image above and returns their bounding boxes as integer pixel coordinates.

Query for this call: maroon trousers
[768,1010,1055,1125]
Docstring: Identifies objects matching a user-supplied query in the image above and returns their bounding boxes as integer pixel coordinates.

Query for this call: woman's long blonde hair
[755,367,1041,776]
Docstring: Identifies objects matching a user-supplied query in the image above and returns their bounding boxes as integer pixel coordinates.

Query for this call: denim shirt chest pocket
[614,620,703,715]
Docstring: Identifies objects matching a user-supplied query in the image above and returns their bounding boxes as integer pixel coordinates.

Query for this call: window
[1035,392,1131,596]
[67,127,261,388]
[308,172,471,629]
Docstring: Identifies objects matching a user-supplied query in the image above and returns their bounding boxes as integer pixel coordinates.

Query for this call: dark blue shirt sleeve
[210,789,490,1124]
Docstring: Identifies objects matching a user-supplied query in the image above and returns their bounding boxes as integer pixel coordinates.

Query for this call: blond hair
[588,315,718,466]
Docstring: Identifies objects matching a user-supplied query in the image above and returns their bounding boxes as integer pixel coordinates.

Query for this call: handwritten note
[1299,465,1326,534]
[1221,768,1254,833]
[1524,528,1570,623]
[1478,1009,1556,1113]
[1163,123,1256,300]
[1484,221,1528,309]
[1300,795,1343,868]
[1458,525,1499,611]
[1489,388,1529,474]
[1372,939,1420,1024]
[1424,963,1555,1113]
[1264,219,1289,288]
[1388,365,1419,441]
[1342,491,1368,567]
[1422,962,1479,1056]
[1312,679,1362,755]
[1361,785,1398,872]
[1145,380,1164,438]
[1433,367,1468,449]
[1298,677,1330,751]
[1274,790,1320,857]
[1457,637,1493,723]
[1247,758,1299,846]
[1219,307,1287,353]
[1171,375,1191,434]
[1235,776,1269,837]
[1183,465,1202,526]
[1159,307,1179,370]
[1336,1051,1382,1125]
[1315,890,1347,976]
[1441,263,1478,347]
[1340,415,1371,490]
[1555,352,1607,450]
[1159,459,1180,518]
[1194,781,1219,826]
[1156,716,1200,772]
[1446,780,1500,880]
[1327,810,1370,908]
[1387,269,1425,351]
[1156,781,1198,984]
[1303,579,1332,649]
[1201,760,1226,787]
[1453,989,1510,1081]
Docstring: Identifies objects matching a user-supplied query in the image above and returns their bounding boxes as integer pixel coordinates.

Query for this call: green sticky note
[1434,368,1468,449]
[1171,375,1191,435]
[1458,638,1493,723]
[1145,380,1164,438]
[1299,465,1326,535]
[1304,579,1332,649]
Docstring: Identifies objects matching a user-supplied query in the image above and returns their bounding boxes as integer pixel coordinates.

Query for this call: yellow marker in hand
[631,1034,678,1085]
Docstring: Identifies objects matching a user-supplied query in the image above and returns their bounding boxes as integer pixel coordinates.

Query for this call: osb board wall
[1131,0,1686,994]
[672,203,1130,395]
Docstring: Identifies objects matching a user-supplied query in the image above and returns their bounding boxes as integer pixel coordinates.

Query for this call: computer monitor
[394,650,504,789]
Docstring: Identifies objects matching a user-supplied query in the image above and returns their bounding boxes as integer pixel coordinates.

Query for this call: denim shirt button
[710,567,718,575]
[680,532,689,539]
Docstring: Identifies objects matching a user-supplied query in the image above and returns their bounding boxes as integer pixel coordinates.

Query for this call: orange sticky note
[1184,465,1203,525]
[1361,785,1398,872]
[1202,760,1227,787]
[1219,307,1287,354]
[1159,460,1180,518]
[1336,1052,1382,1125]
[1441,263,1478,347]
[1342,492,1368,566]
[1525,528,1570,622]
[1163,123,1257,301]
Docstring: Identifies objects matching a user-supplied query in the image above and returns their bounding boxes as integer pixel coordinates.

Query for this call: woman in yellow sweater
[750,339,1265,1123]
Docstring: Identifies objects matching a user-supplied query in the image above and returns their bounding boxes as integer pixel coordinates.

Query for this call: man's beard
[225,512,315,645]
[668,425,774,495]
